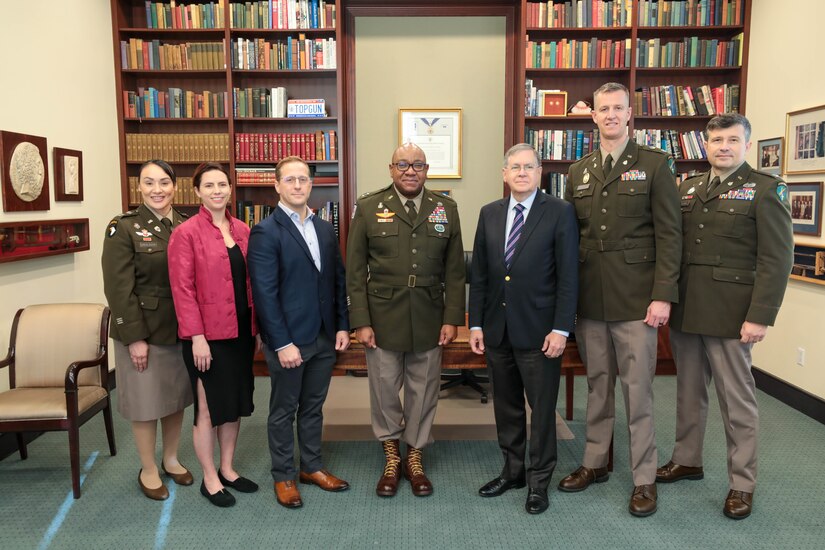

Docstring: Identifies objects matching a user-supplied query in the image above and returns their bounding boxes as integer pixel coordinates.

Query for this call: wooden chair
[0,303,116,498]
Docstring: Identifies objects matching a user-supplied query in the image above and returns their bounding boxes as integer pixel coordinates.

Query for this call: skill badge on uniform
[687,187,695,194]
[136,229,152,238]
[434,224,445,233]
[583,172,590,184]
[621,170,647,181]
[743,182,756,188]
[428,205,448,224]
[154,226,162,232]
[376,208,395,219]
[776,183,788,203]
[133,223,141,229]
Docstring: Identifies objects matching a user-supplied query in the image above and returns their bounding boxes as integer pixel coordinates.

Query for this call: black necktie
[708,176,721,194]
[603,154,613,175]
[406,200,417,221]
[161,217,173,232]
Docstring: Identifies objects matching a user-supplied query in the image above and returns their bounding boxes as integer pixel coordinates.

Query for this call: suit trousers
[365,345,443,450]
[485,331,561,490]
[669,328,758,492]
[263,331,335,481]
[578,318,658,486]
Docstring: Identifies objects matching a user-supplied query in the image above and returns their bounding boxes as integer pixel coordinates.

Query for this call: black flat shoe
[200,480,236,507]
[218,470,259,493]
[478,476,526,497]
[525,488,549,515]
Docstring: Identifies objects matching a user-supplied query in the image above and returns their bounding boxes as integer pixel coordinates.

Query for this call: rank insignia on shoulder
[776,183,788,203]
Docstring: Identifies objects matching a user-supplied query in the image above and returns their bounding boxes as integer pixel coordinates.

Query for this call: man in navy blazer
[248,156,350,509]
[469,143,578,515]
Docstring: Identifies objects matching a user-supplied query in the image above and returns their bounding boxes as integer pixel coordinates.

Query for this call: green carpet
[1,376,823,549]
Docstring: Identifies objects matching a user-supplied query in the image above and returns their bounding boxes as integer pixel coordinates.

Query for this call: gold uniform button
[411,249,417,254]
[505,276,510,281]
[600,225,607,231]
[602,191,608,197]
[698,223,704,229]
[729,208,735,213]
[502,302,506,307]
[703,208,709,213]
[601,208,607,214]
[411,233,417,238]
[695,238,701,244]
[630,188,635,192]
[412,264,418,269]
[381,231,387,235]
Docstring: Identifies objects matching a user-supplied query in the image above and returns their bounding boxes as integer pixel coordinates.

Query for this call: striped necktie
[504,203,525,269]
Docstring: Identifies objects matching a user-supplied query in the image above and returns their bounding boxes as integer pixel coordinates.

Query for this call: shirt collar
[711,162,745,185]
[600,137,630,165]
[278,201,314,222]
[144,204,173,222]
[508,188,539,212]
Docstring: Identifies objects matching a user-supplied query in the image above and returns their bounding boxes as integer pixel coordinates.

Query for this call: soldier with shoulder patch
[656,114,794,520]
[101,159,194,501]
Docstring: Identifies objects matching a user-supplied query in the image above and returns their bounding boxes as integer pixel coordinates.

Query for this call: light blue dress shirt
[278,202,321,272]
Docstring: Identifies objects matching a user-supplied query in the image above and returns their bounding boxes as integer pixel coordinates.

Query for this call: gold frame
[785,104,825,175]
[398,108,462,179]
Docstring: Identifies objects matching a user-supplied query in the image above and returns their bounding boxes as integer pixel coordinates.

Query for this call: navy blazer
[248,206,348,351]
[468,191,579,349]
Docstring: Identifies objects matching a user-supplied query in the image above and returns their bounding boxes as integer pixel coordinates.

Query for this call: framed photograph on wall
[53,147,84,202]
[398,108,462,178]
[0,130,50,212]
[785,105,825,175]
[756,137,783,176]
[788,182,823,237]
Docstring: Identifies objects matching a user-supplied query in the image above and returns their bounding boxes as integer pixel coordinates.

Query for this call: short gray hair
[593,82,630,104]
[503,143,541,167]
[706,113,752,141]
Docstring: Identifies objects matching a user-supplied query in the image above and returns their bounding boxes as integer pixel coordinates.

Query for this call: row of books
[314,201,340,236]
[634,83,739,117]
[526,128,601,161]
[229,0,336,30]
[230,36,336,70]
[637,0,744,27]
[236,202,275,227]
[543,173,569,199]
[119,39,225,71]
[236,167,278,185]
[636,34,743,68]
[634,128,707,160]
[526,38,632,69]
[125,133,230,163]
[123,88,229,119]
[143,1,225,29]
[233,87,289,118]
[129,176,201,205]
[526,1,632,29]
[234,131,337,161]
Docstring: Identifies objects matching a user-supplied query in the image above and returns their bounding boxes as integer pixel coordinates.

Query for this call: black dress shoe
[218,470,259,493]
[525,488,549,515]
[478,476,526,497]
[200,480,236,508]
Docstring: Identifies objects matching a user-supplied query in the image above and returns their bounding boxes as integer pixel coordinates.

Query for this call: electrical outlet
[797,347,806,367]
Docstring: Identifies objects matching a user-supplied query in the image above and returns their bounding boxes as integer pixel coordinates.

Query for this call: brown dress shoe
[629,484,658,517]
[723,490,753,519]
[138,470,169,501]
[274,480,303,508]
[376,439,402,497]
[656,461,704,483]
[557,466,609,493]
[404,447,433,497]
[300,469,350,492]
[162,462,194,486]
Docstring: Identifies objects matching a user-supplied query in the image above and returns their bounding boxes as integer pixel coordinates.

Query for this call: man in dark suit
[468,143,579,515]
[248,156,350,509]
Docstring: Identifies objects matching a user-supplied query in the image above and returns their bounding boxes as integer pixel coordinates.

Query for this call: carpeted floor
[1,375,824,549]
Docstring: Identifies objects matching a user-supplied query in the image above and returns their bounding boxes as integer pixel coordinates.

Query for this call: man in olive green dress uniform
[346,143,465,498]
[558,82,682,517]
[656,114,793,520]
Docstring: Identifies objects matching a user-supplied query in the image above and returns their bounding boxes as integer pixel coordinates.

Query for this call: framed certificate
[398,109,462,178]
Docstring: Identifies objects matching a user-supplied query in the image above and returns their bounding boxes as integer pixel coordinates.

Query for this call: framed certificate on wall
[398,108,462,178]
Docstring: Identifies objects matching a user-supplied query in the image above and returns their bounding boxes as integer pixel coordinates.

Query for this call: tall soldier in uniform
[656,114,794,520]
[558,82,682,517]
[346,143,465,498]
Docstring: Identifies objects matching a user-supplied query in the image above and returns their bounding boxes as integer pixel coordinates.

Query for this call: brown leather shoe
[300,469,350,492]
[404,447,433,497]
[656,461,704,483]
[723,490,753,519]
[376,439,402,497]
[138,470,169,501]
[274,480,303,508]
[557,466,609,492]
[161,461,194,486]
[629,484,658,517]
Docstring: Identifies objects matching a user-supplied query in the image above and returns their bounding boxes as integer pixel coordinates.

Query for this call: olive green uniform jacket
[670,162,794,339]
[101,204,188,345]
[346,184,466,353]
[565,140,682,321]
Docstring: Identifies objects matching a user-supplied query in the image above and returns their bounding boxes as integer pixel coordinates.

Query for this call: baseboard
[753,366,825,425]
[0,431,42,462]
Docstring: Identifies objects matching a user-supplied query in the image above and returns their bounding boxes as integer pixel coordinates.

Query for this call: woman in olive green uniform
[102,160,194,501]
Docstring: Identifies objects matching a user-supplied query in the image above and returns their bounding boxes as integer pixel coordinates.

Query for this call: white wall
[0,1,121,391]
[747,0,825,399]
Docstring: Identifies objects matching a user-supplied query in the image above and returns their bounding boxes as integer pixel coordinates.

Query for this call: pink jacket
[168,206,257,340]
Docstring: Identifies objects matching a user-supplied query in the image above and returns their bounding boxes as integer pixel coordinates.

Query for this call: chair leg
[15,433,28,460]
[103,398,117,456]
[68,419,82,499]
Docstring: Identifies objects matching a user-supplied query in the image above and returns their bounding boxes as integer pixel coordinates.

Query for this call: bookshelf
[110,0,343,240]
[519,0,752,196]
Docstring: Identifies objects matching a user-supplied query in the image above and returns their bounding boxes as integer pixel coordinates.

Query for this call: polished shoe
[300,469,350,492]
[723,490,753,519]
[557,466,609,493]
[218,470,259,493]
[161,461,194,486]
[138,470,169,501]
[525,488,550,515]
[274,480,303,509]
[478,476,526,497]
[629,484,657,517]
[200,480,235,508]
[376,439,402,497]
[404,447,433,497]
[656,461,704,483]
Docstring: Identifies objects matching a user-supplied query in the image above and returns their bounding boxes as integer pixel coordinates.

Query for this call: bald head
[389,142,429,198]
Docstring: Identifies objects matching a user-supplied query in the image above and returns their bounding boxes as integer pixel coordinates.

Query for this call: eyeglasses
[392,161,428,172]
[280,176,311,185]
[507,164,539,173]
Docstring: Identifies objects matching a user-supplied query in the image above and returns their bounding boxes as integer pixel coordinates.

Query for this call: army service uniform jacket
[565,140,682,321]
[102,204,188,345]
[670,162,794,339]
[346,184,466,353]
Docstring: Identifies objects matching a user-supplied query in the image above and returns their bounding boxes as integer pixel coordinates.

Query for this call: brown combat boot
[404,446,433,497]
[376,439,401,497]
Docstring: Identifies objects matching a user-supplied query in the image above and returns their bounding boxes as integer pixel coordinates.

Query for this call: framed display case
[0,218,89,263]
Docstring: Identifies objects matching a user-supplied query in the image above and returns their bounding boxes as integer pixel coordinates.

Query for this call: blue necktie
[504,203,525,269]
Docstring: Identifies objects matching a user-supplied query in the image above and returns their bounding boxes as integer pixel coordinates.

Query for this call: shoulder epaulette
[358,185,391,201]
[428,189,456,204]
[639,144,669,156]
[752,168,784,181]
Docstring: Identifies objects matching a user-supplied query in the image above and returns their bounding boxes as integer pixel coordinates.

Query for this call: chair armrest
[65,353,106,391]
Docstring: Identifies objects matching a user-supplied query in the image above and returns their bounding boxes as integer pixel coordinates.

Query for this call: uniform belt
[368,274,441,288]
[134,286,173,298]
[579,237,655,251]
[683,253,755,271]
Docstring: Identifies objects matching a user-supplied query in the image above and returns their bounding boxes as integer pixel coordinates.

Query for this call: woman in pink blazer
[168,162,260,508]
